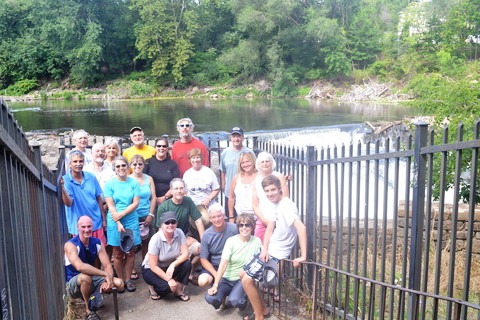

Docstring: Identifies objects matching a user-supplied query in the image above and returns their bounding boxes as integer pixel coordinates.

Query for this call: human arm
[220,171,226,192]
[227,175,238,221]
[292,219,307,268]
[279,174,289,198]
[260,220,276,262]
[166,241,189,280]
[145,176,157,227]
[201,188,220,208]
[200,258,218,280]
[59,177,73,207]
[97,243,115,289]
[194,218,205,240]
[207,258,228,295]
[96,195,106,227]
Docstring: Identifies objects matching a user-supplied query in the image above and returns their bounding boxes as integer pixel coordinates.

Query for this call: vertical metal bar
[361,141,370,320]
[353,141,362,319]
[305,146,317,289]
[407,121,429,320]
[379,138,390,319]
[446,124,464,319]
[460,120,479,320]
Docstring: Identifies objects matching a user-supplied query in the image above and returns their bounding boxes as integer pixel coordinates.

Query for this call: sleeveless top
[234,175,255,215]
[64,235,101,282]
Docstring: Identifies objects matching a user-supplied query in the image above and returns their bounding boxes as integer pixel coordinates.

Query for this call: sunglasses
[131,163,144,167]
[178,124,191,128]
[115,164,127,168]
[156,145,168,148]
[238,223,252,228]
[164,220,177,225]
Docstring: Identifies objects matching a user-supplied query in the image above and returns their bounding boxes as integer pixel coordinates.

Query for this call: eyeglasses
[238,223,252,228]
[131,163,144,167]
[115,164,127,168]
[178,124,191,128]
[156,145,168,148]
[164,220,177,225]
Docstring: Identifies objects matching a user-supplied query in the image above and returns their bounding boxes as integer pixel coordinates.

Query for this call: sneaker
[88,288,103,311]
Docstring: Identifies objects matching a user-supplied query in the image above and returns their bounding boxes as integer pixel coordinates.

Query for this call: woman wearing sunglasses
[104,156,141,293]
[142,211,191,301]
[129,154,156,282]
[144,137,180,206]
[205,213,261,314]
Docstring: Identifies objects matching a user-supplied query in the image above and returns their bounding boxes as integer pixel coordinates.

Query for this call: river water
[8,98,417,137]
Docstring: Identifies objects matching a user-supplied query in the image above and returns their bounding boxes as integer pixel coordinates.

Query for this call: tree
[132,0,198,84]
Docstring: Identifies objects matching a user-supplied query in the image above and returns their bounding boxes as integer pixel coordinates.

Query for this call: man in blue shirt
[60,150,106,244]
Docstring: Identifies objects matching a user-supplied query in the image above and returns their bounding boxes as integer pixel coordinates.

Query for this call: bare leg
[112,246,125,281]
[124,251,135,281]
[77,274,93,314]
[241,274,267,320]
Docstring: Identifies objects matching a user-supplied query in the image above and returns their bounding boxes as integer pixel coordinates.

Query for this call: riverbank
[2,79,413,103]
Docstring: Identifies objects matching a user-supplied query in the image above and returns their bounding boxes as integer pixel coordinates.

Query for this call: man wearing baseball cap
[219,127,254,220]
[123,127,156,163]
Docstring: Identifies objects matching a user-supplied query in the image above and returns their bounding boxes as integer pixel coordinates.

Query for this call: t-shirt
[65,149,93,171]
[220,146,253,196]
[200,223,238,268]
[156,197,202,236]
[183,166,220,206]
[171,137,210,177]
[64,236,101,282]
[123,144,156,163]
[268,197,301,260]
[62,171,103,234]
[221,235,262,281]
[144,157,180,197]
[142,229,186,269]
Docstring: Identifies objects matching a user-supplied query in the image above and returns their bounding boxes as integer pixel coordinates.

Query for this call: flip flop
[130,271,140,280]
[149,292,161,300]
[174,294,190,302]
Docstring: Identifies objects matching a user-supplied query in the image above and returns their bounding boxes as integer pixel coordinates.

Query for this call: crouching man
[65,216,124,320]
[241,175,307,320]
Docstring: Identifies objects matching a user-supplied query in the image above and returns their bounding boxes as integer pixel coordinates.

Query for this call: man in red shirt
[171,117,210,176]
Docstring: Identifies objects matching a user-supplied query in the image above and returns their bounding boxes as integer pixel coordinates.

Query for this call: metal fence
[0,98,66,320]
[257,121,480,320]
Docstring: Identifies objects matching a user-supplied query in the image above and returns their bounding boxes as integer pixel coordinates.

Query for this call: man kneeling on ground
[65,216,124,320]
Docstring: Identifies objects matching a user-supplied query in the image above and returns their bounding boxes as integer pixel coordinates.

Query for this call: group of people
[62,118,307,320]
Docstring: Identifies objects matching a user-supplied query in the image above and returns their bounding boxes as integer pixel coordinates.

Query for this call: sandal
[130,271,139,280]
[149,292,161,300]
[242,310,271,320]
[126,280,136,292]
[85,310,101,320]
[174,293,190,302]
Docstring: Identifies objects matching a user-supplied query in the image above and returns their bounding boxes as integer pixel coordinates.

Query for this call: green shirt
[222,235,262,281]
[156,196,202,236]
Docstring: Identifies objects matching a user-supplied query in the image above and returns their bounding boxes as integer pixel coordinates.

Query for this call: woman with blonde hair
[252,152,289,241]
[228,152,258,222]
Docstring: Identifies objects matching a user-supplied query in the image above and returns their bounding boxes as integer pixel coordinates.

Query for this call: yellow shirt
[123,144,156,162]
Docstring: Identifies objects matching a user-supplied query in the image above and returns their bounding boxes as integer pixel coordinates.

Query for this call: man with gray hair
[65,129,93,170]
[60,150,106,244]
[171,117,210,177]
[198,203,238,288]
[84,142,115,191]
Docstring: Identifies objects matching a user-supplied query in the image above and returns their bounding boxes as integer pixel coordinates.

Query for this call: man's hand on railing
[293,256,306,268]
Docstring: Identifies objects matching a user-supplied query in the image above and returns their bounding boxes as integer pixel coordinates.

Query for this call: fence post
[407,121,429,320]
[305,146,317,288]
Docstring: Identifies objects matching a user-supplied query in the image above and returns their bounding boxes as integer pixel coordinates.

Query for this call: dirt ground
[66,254,278,320]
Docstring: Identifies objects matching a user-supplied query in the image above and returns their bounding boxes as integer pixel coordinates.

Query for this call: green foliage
[106,80,156,98]
[4,79,38,96]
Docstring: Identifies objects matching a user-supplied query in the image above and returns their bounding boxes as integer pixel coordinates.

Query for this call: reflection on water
[8,98,417,137]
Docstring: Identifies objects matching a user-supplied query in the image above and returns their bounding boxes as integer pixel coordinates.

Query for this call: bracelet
[229,216,234,219]
[212,284,218,287]
[148,213,155,218]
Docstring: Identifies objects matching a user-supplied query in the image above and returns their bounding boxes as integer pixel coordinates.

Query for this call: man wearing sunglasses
[123,126,156,163]
[171,117,210,177]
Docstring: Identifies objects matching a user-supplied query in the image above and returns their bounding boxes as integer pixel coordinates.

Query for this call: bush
[4,79,38,96]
